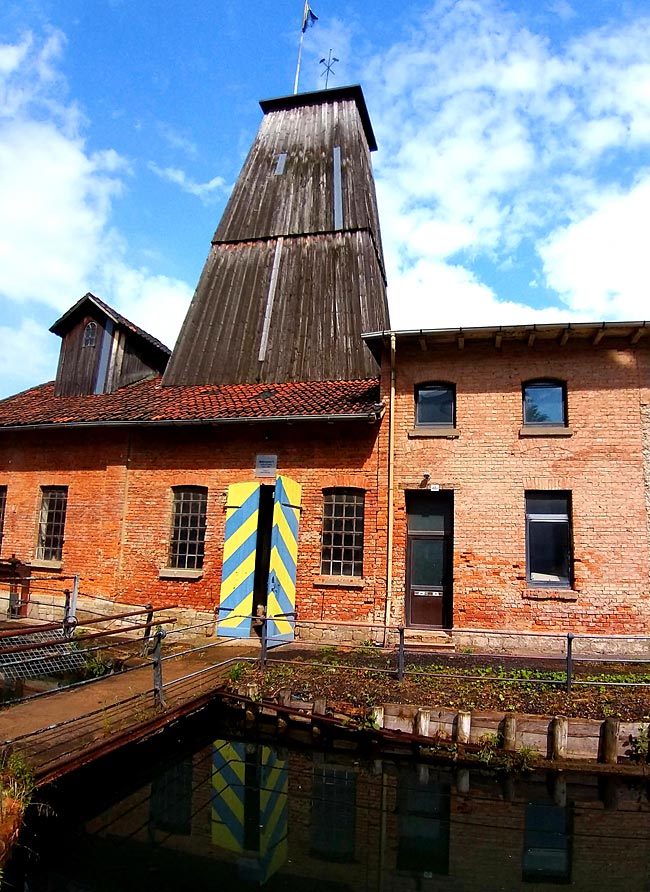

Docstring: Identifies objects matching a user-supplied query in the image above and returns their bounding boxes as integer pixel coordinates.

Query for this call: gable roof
[0,376,383,430]
[50,292,171,357]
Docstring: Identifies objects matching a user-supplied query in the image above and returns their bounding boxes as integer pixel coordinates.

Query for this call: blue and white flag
[302,2,318,32]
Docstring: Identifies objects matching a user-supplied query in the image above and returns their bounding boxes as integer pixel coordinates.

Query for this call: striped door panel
[211,741,288,882]
[217,482,261,638]
[211,739,247,852]
[266,476,301,647]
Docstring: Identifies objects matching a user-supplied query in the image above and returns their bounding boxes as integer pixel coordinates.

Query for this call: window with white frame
[168,486,207,570]
[321,489,365,577]
[36,486,68,561]
[526,492,572,587]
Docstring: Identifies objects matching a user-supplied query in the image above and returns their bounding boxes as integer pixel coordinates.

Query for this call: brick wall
[390,337,650,634]
[0,419,387,628]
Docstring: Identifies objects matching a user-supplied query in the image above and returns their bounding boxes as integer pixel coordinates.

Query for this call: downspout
[384,333,396,644]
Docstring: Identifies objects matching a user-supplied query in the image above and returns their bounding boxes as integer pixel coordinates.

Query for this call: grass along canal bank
[223,646,650,768]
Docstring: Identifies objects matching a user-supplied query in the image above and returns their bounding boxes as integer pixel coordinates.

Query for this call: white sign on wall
[255,454,278,477]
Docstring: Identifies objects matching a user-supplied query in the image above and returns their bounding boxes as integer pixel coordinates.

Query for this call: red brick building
[365,325,650,644]
[0,85,649,647]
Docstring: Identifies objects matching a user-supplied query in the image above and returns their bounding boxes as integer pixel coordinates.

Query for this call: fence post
[397,625,405,681]
[63,576,79,638]
[566,633,575,694]
[260,607,268,669]
[152,629,166,708]
[141,604,154,655]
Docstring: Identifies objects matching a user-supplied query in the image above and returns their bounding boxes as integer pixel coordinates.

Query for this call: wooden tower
[162,85,389,386]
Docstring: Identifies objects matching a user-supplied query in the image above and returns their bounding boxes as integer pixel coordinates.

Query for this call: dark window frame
[522,801,572,884]
[415,382,456,428]
[310,765,357,863]
[36,486,68,562]
[168,486,208,570]
[525,491,572,588]
[320,488,365,577]
[522,379,567,427]
[83,321,98,348]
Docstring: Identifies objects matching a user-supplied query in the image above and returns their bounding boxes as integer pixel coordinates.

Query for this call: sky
[1,0,650,398]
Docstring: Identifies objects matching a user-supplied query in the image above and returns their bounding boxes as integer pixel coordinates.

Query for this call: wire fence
[5,592,650,715]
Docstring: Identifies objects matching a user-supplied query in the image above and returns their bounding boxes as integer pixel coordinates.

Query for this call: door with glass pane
[406,491,453,629]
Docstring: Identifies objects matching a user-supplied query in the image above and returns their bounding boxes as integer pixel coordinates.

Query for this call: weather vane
[320,50,339,88]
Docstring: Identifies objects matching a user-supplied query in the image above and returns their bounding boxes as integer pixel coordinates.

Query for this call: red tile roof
[0,377,383,429]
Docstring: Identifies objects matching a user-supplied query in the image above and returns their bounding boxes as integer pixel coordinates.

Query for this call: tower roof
[163,85,389,387]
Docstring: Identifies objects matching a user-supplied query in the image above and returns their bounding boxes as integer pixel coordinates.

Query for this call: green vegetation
[0,749,34,816]
[225,651,650,722]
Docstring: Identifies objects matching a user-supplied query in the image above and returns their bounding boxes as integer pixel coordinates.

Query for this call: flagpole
[294,28,305,94]
[294,0,308,94]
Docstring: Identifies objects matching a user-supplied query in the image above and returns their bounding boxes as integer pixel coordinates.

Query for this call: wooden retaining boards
[235,687,650,768]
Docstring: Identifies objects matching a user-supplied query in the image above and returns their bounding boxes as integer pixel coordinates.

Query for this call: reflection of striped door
[266,477,301,647]
[217,483,261,638]
[211,740,247,852]
[217,477,301,642]
[211,740,288,883]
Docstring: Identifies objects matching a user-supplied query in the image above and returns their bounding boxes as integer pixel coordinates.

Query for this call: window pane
[523,383,565,425]
[321,489,364,576]
[36,486,68,561]
[407,492,451,532]
[411,539,445,588]
[529,520,570,583]
[523,803,571,883]
[417,385,454,426]
[311,766,356,862]
[169,487,207,569]
[527,494,568,516]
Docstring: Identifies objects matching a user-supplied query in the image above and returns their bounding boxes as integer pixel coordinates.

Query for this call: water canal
[5,706,650,891]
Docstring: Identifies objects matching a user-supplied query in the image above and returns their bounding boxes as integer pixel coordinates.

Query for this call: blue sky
[1,0,650,397]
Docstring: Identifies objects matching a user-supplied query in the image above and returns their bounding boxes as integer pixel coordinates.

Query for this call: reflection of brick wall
[392,339,650,634]
[0,420,387,624]
[83,746,650,891]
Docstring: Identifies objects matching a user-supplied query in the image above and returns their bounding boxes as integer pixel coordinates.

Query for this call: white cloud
[540,175,650,319]
[0,317,58,392]
[0,31,195,397]
[148,163,229,202]
[361,0,650,327]
[98,261,192,349]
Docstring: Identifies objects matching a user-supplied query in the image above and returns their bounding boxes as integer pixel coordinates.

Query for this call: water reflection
[7,731,650,891]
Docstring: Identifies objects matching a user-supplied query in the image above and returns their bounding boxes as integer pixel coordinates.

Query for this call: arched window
[83,321,97,348]
[522,379,567,426]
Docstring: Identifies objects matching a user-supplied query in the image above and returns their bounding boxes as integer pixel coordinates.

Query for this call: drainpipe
[384,333,396,645]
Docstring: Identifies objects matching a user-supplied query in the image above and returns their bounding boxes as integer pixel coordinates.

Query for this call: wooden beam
[631,327,645,345]
[494,334,502,350]
[592,328,605,346]
[527,331,536,347]
[559,329,570,346]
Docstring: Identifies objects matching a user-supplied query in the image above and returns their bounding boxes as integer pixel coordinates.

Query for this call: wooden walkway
[0,643,258,785]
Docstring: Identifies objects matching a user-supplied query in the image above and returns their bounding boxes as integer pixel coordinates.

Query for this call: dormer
[50,293,171,397]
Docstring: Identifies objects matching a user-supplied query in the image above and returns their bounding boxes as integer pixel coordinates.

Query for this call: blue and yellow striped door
[266,476,301,647]
[217,482,261,638]
[211,740,247,852]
